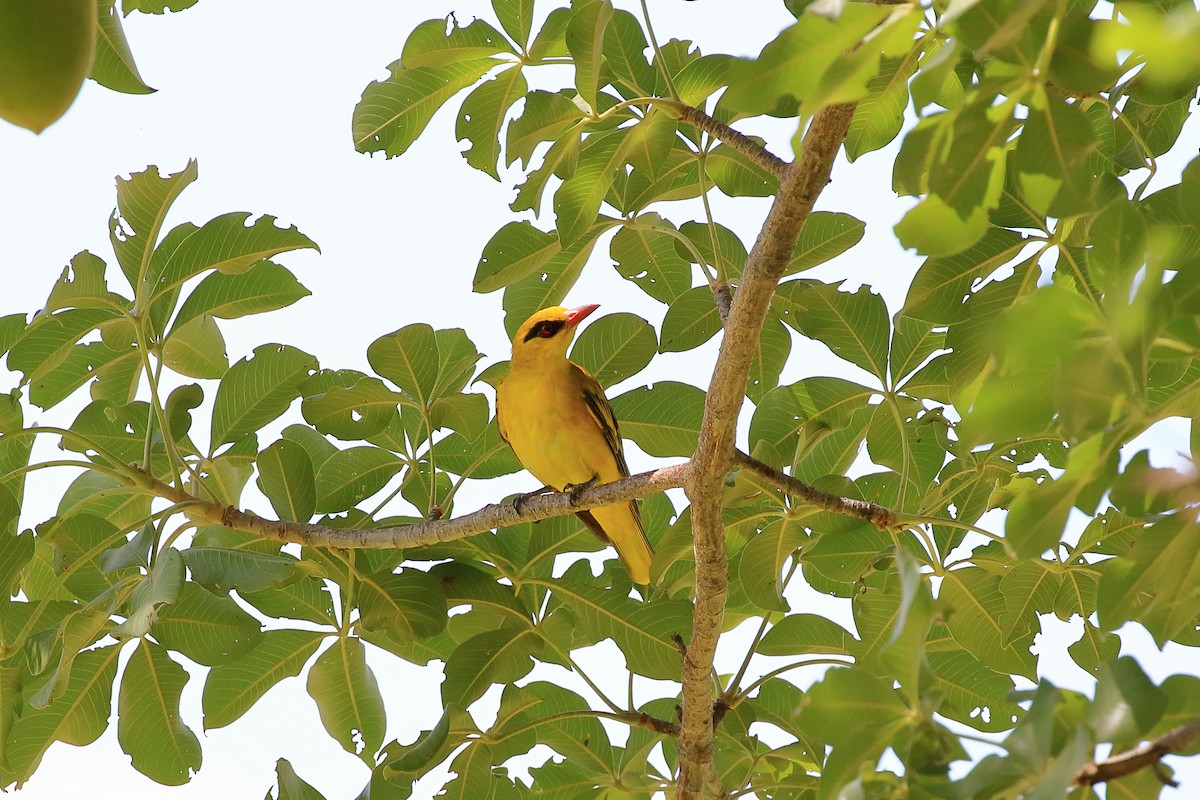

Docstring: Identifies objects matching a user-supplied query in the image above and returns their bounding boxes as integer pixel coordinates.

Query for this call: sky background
[1,1,1198,798]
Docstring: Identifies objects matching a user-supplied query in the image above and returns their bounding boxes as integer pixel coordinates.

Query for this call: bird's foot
[512,485,555,514]
[564,476,599,507]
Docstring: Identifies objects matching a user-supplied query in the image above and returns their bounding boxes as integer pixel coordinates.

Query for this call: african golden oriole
[496,304,654,584]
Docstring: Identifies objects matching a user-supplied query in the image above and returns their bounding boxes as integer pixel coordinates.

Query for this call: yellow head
[510,304,599,366]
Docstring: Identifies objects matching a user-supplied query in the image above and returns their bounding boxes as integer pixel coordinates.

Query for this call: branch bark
[1074,721,1200,787]
[732,451,896,530]
[671,104,789,179]
[135,463,690,549]
[677,102,856,799]
[129,448,896,552]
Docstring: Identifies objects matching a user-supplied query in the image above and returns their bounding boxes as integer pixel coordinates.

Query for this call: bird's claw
[512,485,556,514]
[564,476,599,507]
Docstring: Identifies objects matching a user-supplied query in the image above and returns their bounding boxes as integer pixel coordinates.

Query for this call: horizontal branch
[135,463,690,549]
[124,450,898,552]
[1074,720,1200,787]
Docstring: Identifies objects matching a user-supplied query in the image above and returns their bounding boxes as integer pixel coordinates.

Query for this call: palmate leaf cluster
[1,0,1199,798]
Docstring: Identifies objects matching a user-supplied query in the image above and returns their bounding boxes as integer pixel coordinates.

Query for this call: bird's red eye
[539,322,556,337]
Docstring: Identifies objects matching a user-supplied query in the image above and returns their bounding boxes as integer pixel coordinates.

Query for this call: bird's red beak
[564,303,600,328]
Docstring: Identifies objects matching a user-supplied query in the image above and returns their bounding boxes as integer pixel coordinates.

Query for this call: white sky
[1,1,1197,798]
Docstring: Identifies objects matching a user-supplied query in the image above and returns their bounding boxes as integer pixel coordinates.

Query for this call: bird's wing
[570,363,630,477]
[495,381,509,444]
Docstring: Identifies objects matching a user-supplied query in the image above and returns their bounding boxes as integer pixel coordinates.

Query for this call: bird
[496,304,654,585]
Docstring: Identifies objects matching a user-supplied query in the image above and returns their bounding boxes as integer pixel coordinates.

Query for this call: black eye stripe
[523,319,565,342]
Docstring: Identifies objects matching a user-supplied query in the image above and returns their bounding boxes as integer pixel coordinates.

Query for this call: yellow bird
[496,304,654,585]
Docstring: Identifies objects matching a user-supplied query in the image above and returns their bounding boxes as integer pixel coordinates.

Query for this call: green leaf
[210,344,318,447]
[1089,657,1166,742]
[91,0,154,93]
[183,547,302,594]
[505,89,583,169]
[313,446,403,513]
[659,286,721,353]
[1012,93,1098,218]
[45,251,129,312]
[173,261,310,329]
[0,313,26,358]
[240,578,336,627]
[785,212,866,275]
[553,129,626,247]
[368,323,440,406]
[441,626,541,707]
[474,221,560,293]
[152,582,262,666]
[570,312,657,388]
[274,758,325,800]
[677,220,747,280]
[430,392,489,439]
[112,546,185,638]
[301,374,404,441]
[146,212,318,302]
[723,4,891,115]
[162,313,227,379]
[706,141,778,198]
[457,65,527,179]
[7,308,122,384]
[737,517,805,612]
[759,613,858,657]
[747,317,792,403]
[27,341,135,410]
[353,58,499,157]
[1098,513,1200,643]
[603,10,655,93]
[564,0,613,111]
[927,649,1020,733]
[118,640,202,785]
[356,569,447,644]
[549,578,693,680]
[493,0,534,48]
[748,377,872,467]
[610,217,693,304]
[901,228,1025,323]
[434,419,522,480]
[110,161,199,291]
[202,629,325,730]
[4,644,120,784]
[939,567,1036,680]
[306,637,386,763]
[846,50,919,160]
[796,666,908,799]
[401,17,513,68]
[775,280,889,379]
[610,381,705,457]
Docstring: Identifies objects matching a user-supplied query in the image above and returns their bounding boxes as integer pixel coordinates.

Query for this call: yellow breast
[497,365,621,491]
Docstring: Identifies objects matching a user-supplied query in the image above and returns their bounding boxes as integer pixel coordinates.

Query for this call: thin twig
[1074,721,1200,787]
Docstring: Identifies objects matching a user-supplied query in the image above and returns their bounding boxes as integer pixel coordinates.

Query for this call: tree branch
[1074,721,1200,787]
[677,102,856,800]
[124,445,896,553]
[732,451,897,530]
[132,463,690,549]
[672,104,789,179]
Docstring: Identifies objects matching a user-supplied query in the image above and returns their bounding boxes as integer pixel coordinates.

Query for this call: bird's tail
[577,501,654,585]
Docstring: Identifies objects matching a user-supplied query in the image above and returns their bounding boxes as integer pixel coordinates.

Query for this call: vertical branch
[677,103,856,799]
